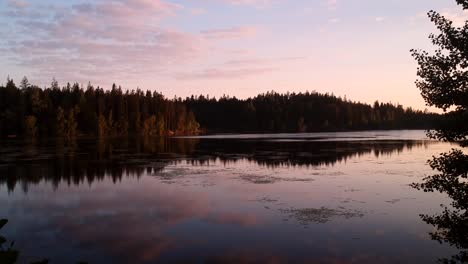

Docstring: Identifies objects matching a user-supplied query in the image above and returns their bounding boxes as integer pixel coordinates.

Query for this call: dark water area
[0,130,459,263]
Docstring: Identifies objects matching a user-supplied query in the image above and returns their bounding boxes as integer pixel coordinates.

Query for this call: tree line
[0,77,440,138]
[0,77,199,139]
[185,91,440,133]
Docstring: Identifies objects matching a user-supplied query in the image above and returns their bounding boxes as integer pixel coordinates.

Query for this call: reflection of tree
[0,219,55,264]
[0,219,18,264]
[412,150,468,263]
[191,139,426,168]
[411,0,468,262]
[0,136,427,193]
[0,137,199,192]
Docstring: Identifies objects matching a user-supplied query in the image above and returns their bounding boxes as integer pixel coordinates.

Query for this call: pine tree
[19,76,29,90]
[56,107,66,137]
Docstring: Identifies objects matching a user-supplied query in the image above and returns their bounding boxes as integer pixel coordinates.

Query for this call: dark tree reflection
[0,136,427,193]
[412,150,468,263]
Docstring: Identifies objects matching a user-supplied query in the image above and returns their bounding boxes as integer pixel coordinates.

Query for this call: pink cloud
[224,0,272,5]
[7,0,29,9]
[190,7,207,15]
[176,67,276,80]
[3,0,269,87]
[201,26,258,39]
[7,177,263,262]
[225,56,307,66]
[326,0,337,10]
[4,0,206,85]
[441,8,468,27]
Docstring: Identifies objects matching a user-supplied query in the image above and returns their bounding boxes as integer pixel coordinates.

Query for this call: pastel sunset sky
[1,0,466,110]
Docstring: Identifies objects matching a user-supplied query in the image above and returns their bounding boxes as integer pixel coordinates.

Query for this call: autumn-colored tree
[0,77,439,138]
[185,111,200,135]
[97,114,108,139]
[24,115,37,138]
[142,115,158,136]
[66,107,79,139]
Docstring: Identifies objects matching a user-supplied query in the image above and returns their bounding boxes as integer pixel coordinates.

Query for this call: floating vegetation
[344,188,362,193]
[253,197,279,203]
[385,197,416,204]
[238,174,314,184]
[279,207,364,224]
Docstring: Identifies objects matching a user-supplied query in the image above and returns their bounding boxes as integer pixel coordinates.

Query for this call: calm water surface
[0,130,459,263]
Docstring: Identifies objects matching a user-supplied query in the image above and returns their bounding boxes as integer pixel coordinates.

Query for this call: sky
[1,0,467,110]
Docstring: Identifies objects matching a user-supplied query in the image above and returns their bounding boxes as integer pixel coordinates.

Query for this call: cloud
[326,0,337,10]
[2,0,269,86]
[7,0,28,9]
[190,7,207,15]
[410,8,467,27]
[223,0,273,7]
[441,8,468,27]
[2,0,207,85]
[375,16,385,22]
[176,67,276,80]
[176,55,305,80]
[201,26,258,39]
[225,56,307,66]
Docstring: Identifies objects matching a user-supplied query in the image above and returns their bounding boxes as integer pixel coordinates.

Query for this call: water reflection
[0,219,19,264]
[412,148,468,263]
[0,133,458,263]
[0,137,428,192]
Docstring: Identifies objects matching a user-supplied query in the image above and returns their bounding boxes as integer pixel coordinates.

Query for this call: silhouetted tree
[56,107,66,137]
[411,0,468,262]
[19,77,29,90]
[0,78,439,138]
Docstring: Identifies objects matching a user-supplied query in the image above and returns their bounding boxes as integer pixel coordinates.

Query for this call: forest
[0,77,440,138]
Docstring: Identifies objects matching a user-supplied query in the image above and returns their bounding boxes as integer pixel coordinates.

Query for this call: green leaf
[0,219,7,230]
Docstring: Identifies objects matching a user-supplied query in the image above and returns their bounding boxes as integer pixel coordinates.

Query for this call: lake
[0,130,460,263]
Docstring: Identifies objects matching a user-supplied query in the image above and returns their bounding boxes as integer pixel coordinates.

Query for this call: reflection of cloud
[0,137,448,263]
[9,179,261,263]
[204,212,258,226]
